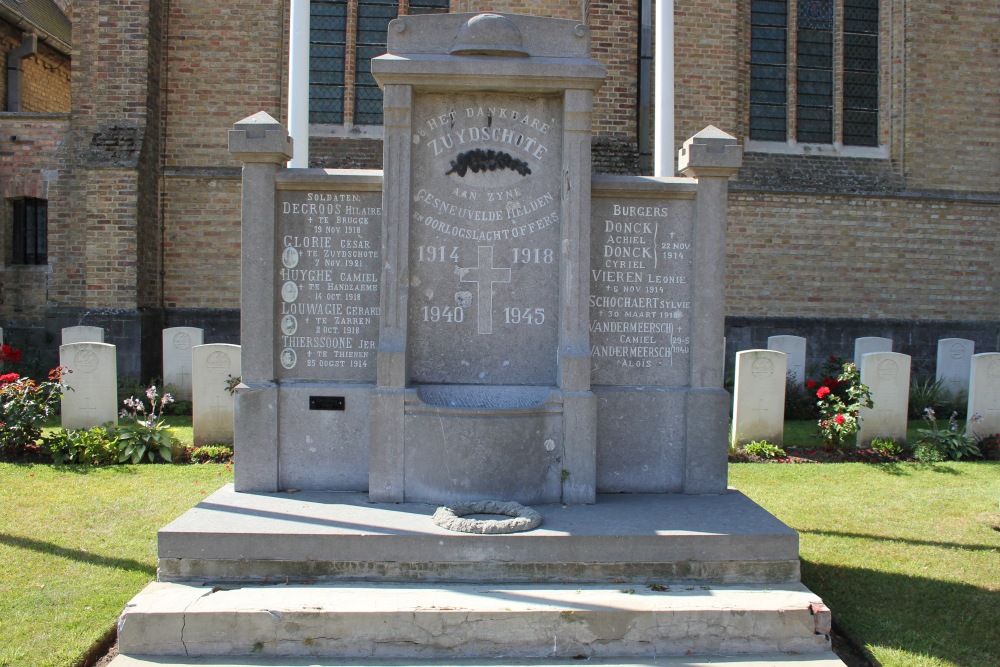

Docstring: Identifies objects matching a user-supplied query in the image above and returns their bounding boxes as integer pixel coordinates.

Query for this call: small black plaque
[309,396,345,411]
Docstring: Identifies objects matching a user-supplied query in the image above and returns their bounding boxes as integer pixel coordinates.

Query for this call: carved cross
[459,245,511,335]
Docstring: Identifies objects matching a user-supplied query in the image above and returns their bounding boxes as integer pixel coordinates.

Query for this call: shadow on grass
[7,462,140,475]
[873,461,966,476]
[802,560,1000,667]
[0,533,155,575]
[801,527,999,552]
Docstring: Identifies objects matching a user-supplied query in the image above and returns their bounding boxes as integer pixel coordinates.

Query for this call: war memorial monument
[110,13,846,667]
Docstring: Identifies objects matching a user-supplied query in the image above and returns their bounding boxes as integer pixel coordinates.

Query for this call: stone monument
[732,349,788,447]
[110,13,845,667]
[162,327,203,401]
[59,342,117,430]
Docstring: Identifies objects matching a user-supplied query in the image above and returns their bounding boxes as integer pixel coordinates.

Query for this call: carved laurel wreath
[432,500,543,534]
[445,149,532,177]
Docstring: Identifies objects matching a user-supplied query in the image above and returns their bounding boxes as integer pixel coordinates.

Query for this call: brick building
[1,0,997,378]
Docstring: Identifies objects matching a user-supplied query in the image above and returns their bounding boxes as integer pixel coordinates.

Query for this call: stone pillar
[678,126,742,493]
[369,83,413,502]
[560,88,598,503]
[228,111,294,491]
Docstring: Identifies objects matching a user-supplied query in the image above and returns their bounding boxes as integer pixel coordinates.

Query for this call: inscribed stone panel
[192,344,241,446]
[857,352,910,446]
[966,353,1000,439]
[60,343,118,430]
[589,197,694,386]
[407,93,563,385]
[62,326,105,345]
[162,327,203,401]
[935,338,974,399]
[275,190,381,382]
[768,335,807,386]
[731,350,787,447]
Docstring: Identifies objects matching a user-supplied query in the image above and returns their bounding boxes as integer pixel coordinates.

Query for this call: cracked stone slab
[117,581,834,659]
[157,486,800,585]
[109,655,848,667]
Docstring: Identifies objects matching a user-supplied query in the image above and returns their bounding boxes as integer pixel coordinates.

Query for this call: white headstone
[767,335,806,385]
[192,343,241,446]
[731,350,787,447]
[935,338,974,399]
[60,342,118,430]
[857,352,910,447]
[162,327,203,401]
[853,337,892,368]
[966,353,1000,439]
[62,326,105,345]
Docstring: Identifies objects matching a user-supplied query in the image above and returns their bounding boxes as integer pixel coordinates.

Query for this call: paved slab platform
[118,581,834,659]
[158,487,800,585]
[109,654,848,666]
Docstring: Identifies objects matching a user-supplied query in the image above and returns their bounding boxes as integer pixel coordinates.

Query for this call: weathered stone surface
[936,337,974,399]
[732,350,787,447]
[857,352,911,447]
[768,335,807,385]
[192,344,241,447]
[117,580,833,659]
[61,325,104,344]
[966,353,1000,438]
[162,327,202,401]
[853,336,892,368]
[156,485,800,585]
[60,342,117,429]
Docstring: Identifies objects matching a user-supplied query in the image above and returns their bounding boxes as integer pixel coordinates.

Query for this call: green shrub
[869,437,904,458]
[784,373,818,420]
[741,440,786,459]
[914,408,982,461]
[117,385,179,463]
[908,376,945,419]
[814,362,873,451]
[42,425,119,465]
[189,444,234,463]
[0,367,64,459]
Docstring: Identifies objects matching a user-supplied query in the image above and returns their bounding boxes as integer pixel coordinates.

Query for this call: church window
[310,0,449,126]
[10,198,48,265]
[749,0,879,147]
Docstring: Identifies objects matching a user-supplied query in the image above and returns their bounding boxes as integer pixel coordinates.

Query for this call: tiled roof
[0,0,71,49]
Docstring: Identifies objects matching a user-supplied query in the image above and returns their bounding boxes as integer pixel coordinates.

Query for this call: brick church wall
[1,22,71,114]
[727,191,999,322]
[0,116,69,322]
[900,2,1000,193]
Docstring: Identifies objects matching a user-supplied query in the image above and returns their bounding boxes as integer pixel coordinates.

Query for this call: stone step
[156,487,801,585]
[117,582,834,660]
[109,654,848,667]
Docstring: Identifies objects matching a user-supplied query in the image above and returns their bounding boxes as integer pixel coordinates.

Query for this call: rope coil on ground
[432,500,543,534]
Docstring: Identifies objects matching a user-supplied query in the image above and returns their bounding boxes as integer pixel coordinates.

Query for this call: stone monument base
[108,487,846,666]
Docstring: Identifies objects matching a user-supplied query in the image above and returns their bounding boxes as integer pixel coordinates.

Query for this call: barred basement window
[749,0,879,147]
[11,198,48,265]
[310,0,448,127]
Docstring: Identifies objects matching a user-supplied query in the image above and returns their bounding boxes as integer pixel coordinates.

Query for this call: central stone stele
[109,13,846,667]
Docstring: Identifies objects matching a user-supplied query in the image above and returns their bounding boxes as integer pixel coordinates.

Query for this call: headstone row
[57,340,240,447]
[764,335,978,397]
[733,348,1000,447]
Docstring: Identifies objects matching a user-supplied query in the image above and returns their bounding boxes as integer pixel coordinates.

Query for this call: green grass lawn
[0,463,233,667]
[731,461,1000,667]
[3,419,998,667]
